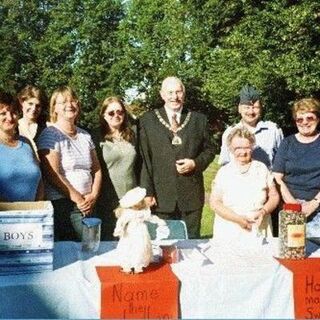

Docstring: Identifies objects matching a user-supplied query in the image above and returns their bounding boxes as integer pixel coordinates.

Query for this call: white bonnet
[119,187,146,208]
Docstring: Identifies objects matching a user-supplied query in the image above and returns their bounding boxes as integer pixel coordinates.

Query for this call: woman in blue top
[273,98,320,237]
[0,90,42,201]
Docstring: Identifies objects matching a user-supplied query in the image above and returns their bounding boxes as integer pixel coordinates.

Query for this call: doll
[113,187,169,274]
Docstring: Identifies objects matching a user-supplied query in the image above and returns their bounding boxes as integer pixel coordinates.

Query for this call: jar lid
[283,203,302,212]
[82,217,102,228]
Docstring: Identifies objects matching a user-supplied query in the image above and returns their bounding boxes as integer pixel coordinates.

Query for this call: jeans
[51,198,84,241]
[297,199,320,238]
[307,211,320,238]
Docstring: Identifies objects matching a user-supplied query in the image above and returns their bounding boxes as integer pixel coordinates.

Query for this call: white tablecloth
[1,239,319,319]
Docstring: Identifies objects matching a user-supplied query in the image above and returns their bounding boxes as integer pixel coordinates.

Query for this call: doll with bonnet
[113,187,169,273]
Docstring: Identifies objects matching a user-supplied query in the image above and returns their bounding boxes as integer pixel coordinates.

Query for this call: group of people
[211,86,320,240]
[0,77,214,241]
[0,76,319,241]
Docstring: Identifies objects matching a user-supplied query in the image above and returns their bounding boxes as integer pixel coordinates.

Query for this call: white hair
[161,76,185,93]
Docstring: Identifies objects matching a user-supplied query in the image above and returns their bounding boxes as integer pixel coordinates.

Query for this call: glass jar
[81,217,101,252]
[279,203,306,259]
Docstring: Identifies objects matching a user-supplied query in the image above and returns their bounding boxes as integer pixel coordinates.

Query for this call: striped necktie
[171,113,179,132]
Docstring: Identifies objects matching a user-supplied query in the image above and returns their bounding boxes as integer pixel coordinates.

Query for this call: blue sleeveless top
[0,137,41,201]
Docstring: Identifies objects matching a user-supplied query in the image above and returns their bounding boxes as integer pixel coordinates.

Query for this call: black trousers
[271,207,279,237]
[155,205,202,239]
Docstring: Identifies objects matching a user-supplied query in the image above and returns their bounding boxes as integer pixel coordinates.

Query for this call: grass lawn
[200,156,220,238]
[200,204,214,238]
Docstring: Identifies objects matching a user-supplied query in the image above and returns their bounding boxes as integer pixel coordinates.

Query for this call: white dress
[113,208,164,273]
[211,160,274,240]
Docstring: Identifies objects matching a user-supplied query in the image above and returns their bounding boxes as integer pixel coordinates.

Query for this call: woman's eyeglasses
[106,110,125,117]
[56,100,78,106]
[295,116,318,124]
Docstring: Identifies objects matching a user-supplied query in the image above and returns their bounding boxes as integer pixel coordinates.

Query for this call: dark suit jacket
[139,107,216,213]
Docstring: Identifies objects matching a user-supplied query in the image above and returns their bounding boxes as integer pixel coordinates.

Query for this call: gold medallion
[172,135,182,145]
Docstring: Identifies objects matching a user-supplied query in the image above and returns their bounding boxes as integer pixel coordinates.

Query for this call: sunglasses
[295,115,318,124]
[106,109,125,117]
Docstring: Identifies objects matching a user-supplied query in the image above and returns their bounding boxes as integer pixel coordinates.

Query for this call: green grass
[200,204,214,238]
[203,155,220,193]
[200,156,220,238]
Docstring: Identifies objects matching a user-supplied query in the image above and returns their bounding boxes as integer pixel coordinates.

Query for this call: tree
[115,0,320,141]
[0,0,52,92]
[113,0,205,105]
[1,0,319,138]
[201,0,320,134]
[35,0,124,128]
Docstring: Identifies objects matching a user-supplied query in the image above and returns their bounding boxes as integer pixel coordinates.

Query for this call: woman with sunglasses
[95,96,138,240]
[273,98,320,237]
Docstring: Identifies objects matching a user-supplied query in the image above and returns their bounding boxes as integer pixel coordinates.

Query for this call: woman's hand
[302,200,319,217]
[237,216,255,231]
[77,193,98,216]
[70,190,85,205]
[251,209,267,228]
[69,190,89,215]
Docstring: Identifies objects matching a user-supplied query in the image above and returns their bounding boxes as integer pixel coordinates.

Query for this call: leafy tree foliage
[0,0,319,140]
[0,0,123,127]
[35,0,124,127]
[114,0,320,139]
[201,0,320,135]
[0,0,52,92]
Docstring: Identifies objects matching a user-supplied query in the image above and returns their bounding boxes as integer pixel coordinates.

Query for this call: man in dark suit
[139,76,216,238]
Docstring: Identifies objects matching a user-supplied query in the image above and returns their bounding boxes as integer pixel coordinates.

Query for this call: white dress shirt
[164,106,182,126]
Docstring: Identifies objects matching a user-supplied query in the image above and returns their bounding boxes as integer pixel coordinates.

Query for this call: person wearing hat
[219,84,283,169]
[113,187,168,273]
[139,76,216,239]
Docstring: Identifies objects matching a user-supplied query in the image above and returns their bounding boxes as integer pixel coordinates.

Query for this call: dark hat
[239,85,260,105]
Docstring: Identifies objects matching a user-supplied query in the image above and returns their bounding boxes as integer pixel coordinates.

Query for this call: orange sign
[96,262,180,319]
[278,258,320,319]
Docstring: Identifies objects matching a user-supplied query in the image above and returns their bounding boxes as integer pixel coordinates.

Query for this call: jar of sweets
[279,203,306,259]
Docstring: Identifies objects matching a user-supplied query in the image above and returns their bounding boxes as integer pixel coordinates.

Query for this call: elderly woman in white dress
[210,127,279,240]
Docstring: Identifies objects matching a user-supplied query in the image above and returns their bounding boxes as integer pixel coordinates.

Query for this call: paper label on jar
[287,225,305,247]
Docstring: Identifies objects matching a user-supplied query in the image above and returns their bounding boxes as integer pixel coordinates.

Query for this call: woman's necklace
[238,162,252,174]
